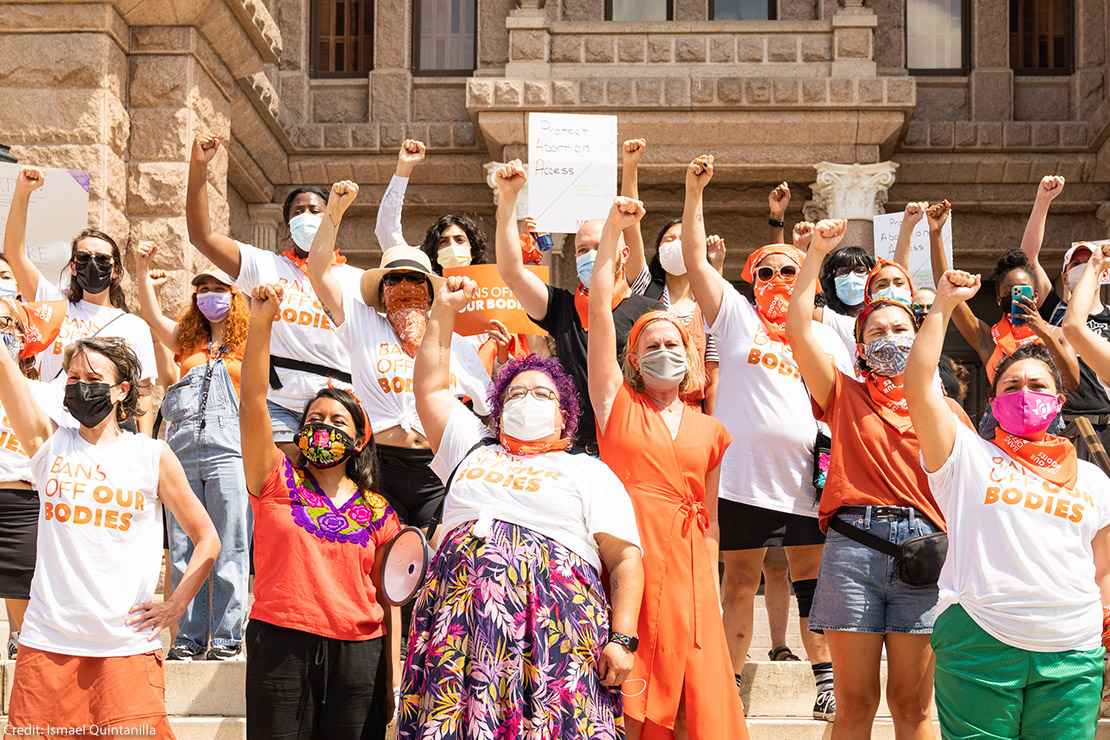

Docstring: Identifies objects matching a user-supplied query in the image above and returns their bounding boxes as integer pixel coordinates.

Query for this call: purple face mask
[991,388,1061,437]
[196,292,231,322]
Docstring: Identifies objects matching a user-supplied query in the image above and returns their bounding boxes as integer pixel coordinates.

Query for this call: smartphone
[533,232,553,252]
[1011,285,1035,325]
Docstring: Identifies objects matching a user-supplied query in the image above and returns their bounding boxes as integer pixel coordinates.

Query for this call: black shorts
[0,488,38,599]
[718,499,825,551]
[377,444,445,531]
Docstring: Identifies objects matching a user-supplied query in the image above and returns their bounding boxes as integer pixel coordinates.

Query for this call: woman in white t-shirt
[0,335,219,736]
[3,168,159,429]
[396,274,644,739]
[305,181,490,532]
[906,269,1110,740]
[681,155,853,721]
[186,135,361,448]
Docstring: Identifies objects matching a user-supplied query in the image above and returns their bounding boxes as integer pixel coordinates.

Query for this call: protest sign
[873,211,953,290]
[1068,240,1110,284]
[527,113,617,234]
[444,264,550,336]
[0,163,90,290]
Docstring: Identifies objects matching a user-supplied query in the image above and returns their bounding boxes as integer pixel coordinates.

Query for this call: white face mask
[658,241,686,276]
[639,347,688,383]
[1066,264,1086,291]
[437,244,472,269]
[289,212,322,253]
[0,279,17,299]
[501,395,558,441]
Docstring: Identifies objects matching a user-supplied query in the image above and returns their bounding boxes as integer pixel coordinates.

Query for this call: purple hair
[487,354,581,441]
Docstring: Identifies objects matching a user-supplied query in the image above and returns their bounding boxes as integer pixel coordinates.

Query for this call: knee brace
[792,578,818,618]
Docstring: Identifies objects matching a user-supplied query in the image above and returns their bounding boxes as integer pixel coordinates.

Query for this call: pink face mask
[991,388,1061,437]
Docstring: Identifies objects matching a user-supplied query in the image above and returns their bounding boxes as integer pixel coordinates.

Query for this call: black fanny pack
[829,513,947,587]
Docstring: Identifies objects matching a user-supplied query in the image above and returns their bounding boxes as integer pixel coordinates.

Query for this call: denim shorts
[809,506,942,634]
[267,399,302,442]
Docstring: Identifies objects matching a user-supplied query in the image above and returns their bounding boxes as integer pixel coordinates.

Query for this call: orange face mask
[383,280,430,357]
[754,277,793,342]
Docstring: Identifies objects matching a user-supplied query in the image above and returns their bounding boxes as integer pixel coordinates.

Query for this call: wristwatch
[608,632,639,653]
[768,217,785,228]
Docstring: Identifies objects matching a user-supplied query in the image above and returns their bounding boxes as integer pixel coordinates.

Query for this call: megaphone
[380,526,431,606]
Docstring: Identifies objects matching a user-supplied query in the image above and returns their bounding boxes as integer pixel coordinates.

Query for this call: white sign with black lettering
[873,211,954,290]
[527,113,617,235]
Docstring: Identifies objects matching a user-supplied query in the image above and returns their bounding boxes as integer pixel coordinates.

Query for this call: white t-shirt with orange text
[234,242,363,413]
[927,423,1110,652]
[430,406,641,571]
[34,281,158,384]
[710,284,852,516]
[339,284,490,436]
[21,428,164,656]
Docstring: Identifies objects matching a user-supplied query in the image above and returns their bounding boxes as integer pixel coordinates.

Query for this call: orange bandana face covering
[992,429,1078,490]
[499,432,572,456]
[281,247,347,272]
[753,278,793,343]
[383,281,431,357]
[863,372,912,431]
[574,273,631,332]
[986,316,1041,382]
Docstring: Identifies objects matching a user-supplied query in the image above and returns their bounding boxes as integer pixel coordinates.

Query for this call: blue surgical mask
[872,285,912,305]
[289,212,322,254]
[833,273,867,307]
[576,250,596,288]
[0,280,17,299]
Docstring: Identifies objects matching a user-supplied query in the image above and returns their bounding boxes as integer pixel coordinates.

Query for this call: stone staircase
[2,598,1109,738]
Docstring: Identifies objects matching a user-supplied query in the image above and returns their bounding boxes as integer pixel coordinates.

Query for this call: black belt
[1064,413,1110,427]
[836,505,917,522]
[268,356,352,390]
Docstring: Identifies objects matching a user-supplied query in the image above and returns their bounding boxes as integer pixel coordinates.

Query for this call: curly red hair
[176,288,250,355]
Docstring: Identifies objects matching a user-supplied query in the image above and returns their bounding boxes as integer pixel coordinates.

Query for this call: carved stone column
[809,161,899,250]
[249,203,286,253]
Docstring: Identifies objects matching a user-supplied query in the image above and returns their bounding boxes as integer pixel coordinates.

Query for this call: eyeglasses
[74,252,114,269]
[383,273,427,286]
[834,265,868,278]
[504,386,558,403]
[755,265,798,282]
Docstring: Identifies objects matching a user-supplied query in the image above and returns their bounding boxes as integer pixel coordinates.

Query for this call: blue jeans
[163,360,250,651]
[810,506,941,634]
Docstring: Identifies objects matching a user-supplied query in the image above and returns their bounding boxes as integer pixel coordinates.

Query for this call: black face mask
[64,381,116,428]
[74,257,114,294]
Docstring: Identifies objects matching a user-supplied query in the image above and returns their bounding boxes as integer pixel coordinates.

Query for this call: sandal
[768,645,802,662]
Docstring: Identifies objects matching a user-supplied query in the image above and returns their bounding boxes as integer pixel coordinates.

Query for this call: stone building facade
[1,0,1107,327]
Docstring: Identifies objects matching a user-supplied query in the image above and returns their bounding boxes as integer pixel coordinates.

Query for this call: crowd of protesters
[1,133,1110,740]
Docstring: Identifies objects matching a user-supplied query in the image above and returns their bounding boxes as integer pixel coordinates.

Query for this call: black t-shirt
[530,285,661,450]
[1048,298,1110,415]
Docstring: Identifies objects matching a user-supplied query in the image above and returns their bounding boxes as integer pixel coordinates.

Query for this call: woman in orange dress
[587,196,748,740]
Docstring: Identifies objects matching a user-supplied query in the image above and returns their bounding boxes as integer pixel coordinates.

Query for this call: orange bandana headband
[741,244,806,283]
[864,259,915,300]
[854,298,918,344]
[626,310,692,358]
[0,297,66,360]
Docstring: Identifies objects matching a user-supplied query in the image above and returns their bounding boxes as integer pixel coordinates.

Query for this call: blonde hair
[621,318,704,395]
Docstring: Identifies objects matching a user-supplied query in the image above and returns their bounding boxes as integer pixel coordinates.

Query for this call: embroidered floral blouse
[249,455,401,640]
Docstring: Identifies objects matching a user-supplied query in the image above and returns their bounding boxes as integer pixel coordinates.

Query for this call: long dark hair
[648,218,683,288]
[298,387,380,492]
[66,229,128,310]
[420,215,488,276]
[819,246,875,314]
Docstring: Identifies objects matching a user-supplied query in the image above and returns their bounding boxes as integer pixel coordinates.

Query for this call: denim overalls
[162,356,250,652]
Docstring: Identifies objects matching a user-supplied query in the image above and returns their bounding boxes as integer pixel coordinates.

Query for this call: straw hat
[360,246,444,310]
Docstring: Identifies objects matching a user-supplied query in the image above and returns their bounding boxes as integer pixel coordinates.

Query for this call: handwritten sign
[873,212,953,290]
[444,264,550,337]
[1069,241,1110,284]
[0,163,90,290]
[527,113,617,235]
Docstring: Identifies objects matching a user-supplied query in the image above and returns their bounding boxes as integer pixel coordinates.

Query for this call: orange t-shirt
[176,343,244,394]
[813,370,963,532]
[249,456,401,640]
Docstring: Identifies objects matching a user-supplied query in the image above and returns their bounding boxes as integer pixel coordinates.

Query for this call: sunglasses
[74,252,114,269]
[755,265,798,282]
[382,273,427,287]
[834,265,868,278]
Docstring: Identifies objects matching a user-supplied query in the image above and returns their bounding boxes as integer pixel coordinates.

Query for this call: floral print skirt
[398,520,625,740]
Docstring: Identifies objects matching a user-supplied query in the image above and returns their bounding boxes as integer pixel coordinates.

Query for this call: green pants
[932,604,1104,740]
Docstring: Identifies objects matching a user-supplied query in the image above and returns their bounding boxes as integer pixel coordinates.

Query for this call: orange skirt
[6,645,175,738]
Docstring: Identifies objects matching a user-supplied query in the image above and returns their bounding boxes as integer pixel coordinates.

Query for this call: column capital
[248,203,286,253]
[809,161,899,221]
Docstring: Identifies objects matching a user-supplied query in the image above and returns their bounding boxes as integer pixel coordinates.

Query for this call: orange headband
[626,310,691,358]
[741,243,806,283]
[324,380,374,449]
[854,298,918,344]
[864,259,915,300]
